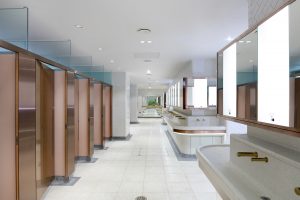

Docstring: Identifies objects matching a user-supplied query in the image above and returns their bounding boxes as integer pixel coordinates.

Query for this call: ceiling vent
[137,28,151,34]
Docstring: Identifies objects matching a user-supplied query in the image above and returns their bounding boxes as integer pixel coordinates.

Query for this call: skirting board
[75,156,98,163]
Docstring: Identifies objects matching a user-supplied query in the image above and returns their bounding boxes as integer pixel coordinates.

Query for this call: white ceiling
[1,0,248,89]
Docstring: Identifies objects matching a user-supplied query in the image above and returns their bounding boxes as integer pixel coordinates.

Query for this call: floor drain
[260,196,271,200]
[135,196,147,200]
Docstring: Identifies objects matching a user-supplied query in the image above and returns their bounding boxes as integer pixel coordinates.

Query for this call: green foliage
[148,99,158,106]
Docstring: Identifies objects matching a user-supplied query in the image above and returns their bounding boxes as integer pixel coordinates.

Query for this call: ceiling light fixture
[147,40,152,44]
[146,69,152,75]
[249,59,254,63]
[239,40,244,43]
[74,24,84,29]
[226,36,233,41]
[140,40,145,44]
[74,70,78,74]
[246,40,252,43]
[110,59,115,63]
[98,47,103,51]
[148,86,152,89]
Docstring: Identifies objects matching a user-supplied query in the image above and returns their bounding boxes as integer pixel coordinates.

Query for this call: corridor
[44,118,221,200]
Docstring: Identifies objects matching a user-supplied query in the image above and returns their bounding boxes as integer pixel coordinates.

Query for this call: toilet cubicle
[0,40,113,200]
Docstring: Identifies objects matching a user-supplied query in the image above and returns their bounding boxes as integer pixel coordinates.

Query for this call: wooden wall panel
[0,53,16,200]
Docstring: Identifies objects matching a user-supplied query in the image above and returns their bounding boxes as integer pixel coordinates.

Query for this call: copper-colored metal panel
[54,71,66,176]
[18,53,37,200]
[74,79,79,156]
[36,62,55,199]
[0,53,16,200]
[103,85,112,139]
[66,72,75,176]
[93,83,103,146]
[89,80,94,157]
[78,79,89,157]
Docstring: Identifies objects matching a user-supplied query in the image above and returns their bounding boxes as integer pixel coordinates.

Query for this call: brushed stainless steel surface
[18,53,37,200]
[66,71,75,176]
[0,53,16,200]
[89,80,94,157]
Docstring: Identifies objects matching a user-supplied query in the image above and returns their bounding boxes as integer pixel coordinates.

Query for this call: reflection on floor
[139,108,161,118]
[43,118,222,200]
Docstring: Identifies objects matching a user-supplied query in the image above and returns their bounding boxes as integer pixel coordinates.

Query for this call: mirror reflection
[236,29,258,120]
[289,0,300,129]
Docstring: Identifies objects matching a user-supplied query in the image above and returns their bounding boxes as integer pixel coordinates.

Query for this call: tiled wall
[248,0,289,27]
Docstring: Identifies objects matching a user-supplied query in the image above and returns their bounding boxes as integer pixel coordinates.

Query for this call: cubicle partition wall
[93,83,103,149]
[36,61,55,199]
[18,53,37,200]
[89,80,94,158]
[103,85,112,139]
[76,78,93,161]
[0,52,17,200]
[66,72,75,177]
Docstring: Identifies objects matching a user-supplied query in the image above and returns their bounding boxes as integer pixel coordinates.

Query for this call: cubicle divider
[36,61,55,199]
[103,85,112,140]
[0,37,112,199]
[93,83,103,149]
[0,52,17,200]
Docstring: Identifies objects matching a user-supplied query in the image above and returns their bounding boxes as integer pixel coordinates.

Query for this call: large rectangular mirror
[217,0,300,133]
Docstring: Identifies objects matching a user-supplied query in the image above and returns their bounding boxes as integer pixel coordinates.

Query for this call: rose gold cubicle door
[93,83,103,148]
[36,62,55,199]
[0,52,17,200]
[18,53,37,200]
[66,72,75,176]
[89,80,94,157]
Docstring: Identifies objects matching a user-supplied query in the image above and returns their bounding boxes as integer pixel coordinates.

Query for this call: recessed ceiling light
[110,59,115,63]
[239,40,244,43]
[140,40,145,44]
[147,40,152,44]
[148,86,152,89]
[249,59,254,63]
[74,70,78,74]
[98,47,103,51]
[226,36,233,41]
[74,24,84,29]
[146,69,152,75]
[246,40,252,43]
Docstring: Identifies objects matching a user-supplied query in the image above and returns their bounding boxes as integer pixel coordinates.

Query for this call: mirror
[236,29,258,120]
[217,0,300,131]
[289,0,300,129]
[185,78,217,109]
[217,53,223,115]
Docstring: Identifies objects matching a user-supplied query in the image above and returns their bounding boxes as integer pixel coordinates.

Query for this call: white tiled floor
[43,118,222,200]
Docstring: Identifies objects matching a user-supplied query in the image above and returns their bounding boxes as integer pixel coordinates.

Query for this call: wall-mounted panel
[0,53,16,200]
[258,7,289,126]
[223,43,237,117]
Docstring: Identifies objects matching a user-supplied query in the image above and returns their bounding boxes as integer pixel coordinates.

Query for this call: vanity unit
[164,111,226,155]
[197,1,300,199]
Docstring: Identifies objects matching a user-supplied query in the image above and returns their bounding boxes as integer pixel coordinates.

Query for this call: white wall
[112,72,130,138]
[130,84,138,123]
[225,121,247,144]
